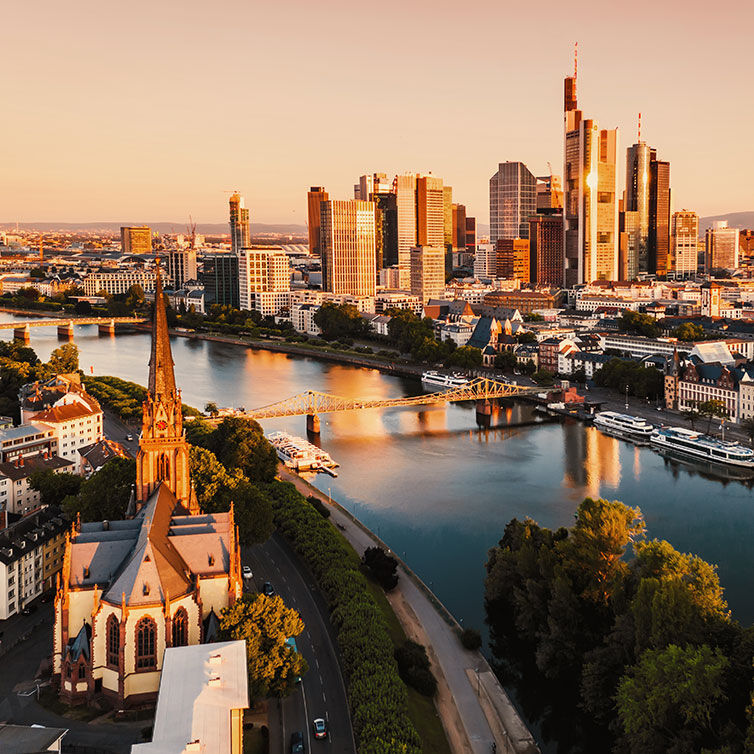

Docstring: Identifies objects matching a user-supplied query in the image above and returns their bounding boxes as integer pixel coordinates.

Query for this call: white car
[242,565,253,579]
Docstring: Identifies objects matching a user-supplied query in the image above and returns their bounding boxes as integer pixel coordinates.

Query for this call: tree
[63,457,136,522]
[362,546,399,591]
[682,408,700,431]
[218,593,308,699]
[125,284,146,313]
[516,331,537,344]
[207,417,278,484]
[532,369,555,385]
[698,399,728,434]
[617,311,661,338]
[741,417,754,445]
[616,644,729,754]
[494,350,517,371]
[29,469,82,507]
[313,303,368,341]
[74,299,92,315]
[204,401,219,417]
[445,345,482,369]
[46,343,79,375]
[671,322,706,342]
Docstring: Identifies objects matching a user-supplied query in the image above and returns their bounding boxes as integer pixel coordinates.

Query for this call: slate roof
[468,317,496,350]
[0,452,74,481]
[0,724,68,754]
[0,507,68,566]
[78,438,128,471]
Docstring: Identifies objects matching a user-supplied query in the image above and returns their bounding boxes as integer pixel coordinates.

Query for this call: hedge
[267,481,421,754]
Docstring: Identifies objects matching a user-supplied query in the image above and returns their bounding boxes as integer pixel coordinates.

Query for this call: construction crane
[187,215,196,249]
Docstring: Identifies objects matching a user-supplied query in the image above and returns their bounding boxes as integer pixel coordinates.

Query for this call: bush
[395,640,437,697]
[362,546,399,591]
[460,627,482,651]
[307,494,331,518]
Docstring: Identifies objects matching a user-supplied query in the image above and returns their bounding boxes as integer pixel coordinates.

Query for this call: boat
[593,411,654,441]
[267,431,339,473]
[650,426,754,469]
[421,371,470,390]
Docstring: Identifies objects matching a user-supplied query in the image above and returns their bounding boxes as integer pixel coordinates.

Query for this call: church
[53,269,242,706]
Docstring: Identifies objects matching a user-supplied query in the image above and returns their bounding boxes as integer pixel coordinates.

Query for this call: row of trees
[269,481,422,753]
[485,498,754,752]
[593,357,665,400]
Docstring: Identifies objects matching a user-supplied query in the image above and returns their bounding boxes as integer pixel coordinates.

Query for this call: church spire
[148,261,177,400]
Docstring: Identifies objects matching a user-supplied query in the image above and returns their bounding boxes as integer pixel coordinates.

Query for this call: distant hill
[0,221,308,235]
[699,212,754,232]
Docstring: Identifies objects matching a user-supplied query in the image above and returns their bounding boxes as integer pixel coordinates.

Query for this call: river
[4,314,754,632]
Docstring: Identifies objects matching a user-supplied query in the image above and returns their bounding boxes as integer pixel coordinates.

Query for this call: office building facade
[167,249,198,289]
[410,246,445,303]
[529,214,564,286]
[671,210,699,275]
[228,193,250,256]
[490,162,537,243]
[320,200,377,296]
[120,227,152,255]
[202,254,239,308]
[496,239,530,282]
[238,247,290,311]
[706,221,740,271]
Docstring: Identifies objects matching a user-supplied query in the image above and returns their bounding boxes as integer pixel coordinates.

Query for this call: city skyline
[3,0,753,225]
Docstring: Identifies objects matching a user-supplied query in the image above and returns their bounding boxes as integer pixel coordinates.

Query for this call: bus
[286,637,302,684]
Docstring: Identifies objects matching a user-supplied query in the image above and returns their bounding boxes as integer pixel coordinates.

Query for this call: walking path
[278,466,540,754]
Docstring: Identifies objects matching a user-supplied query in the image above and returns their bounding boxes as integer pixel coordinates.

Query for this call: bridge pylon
[57,321,74,339]
[98,319,116,336]
[13,324,30,344]
[306,413,320,434]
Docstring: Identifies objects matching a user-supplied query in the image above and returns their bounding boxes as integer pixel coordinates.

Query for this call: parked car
[21,604,37,615]
[262,581,275,597]
[290,731,305,753]
[242,565,253,579]
[126,434,134,441]
[312,718,328,740]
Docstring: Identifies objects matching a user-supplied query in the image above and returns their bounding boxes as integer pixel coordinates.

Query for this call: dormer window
[143,583,150,596]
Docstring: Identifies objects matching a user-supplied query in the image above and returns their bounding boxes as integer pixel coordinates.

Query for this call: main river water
[5,315,754,631]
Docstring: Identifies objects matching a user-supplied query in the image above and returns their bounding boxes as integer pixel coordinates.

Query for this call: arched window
[172,608,188,647]
[106,614,120,668]
[135,616,157,670]
[78,662,86,680]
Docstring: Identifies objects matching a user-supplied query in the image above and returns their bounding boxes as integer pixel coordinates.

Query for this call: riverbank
[278,465,540,754]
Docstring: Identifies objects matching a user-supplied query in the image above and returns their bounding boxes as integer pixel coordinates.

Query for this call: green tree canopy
[671,322,706,341]
[204,417,278,484]
[46,343,79,375]
[313,302,369,340]
[29,469,83,507]
[445,345,482,369]
[218,593,308,699]
[618,310,661,338]
[62,457,136,522]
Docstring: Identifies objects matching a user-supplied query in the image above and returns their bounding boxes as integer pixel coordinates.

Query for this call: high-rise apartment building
[120,226,152,255]
[410,246,445,303]
[496,239,530,282]
[238,247,290,310]
[671,210,699,275]
[563,75,619,286]
[705,221,740,272]
[201,254,239,309]
[320,200,377,296]
[529,215,564,286]
[167,249,198,289]
[229,192,250,256]
[489,162,537,243]
[473,244,496,279]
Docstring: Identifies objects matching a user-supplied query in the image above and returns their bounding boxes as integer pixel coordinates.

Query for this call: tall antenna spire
[638,112,642,142]
[574,41,578,81]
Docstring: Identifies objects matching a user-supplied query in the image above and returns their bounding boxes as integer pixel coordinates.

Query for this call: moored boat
[650,426,754,469]
[421,370,470,390]
[267,431,339,473]
[593,411,654,441]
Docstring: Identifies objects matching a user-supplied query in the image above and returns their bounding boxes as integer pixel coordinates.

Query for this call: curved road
[243,535,355,754]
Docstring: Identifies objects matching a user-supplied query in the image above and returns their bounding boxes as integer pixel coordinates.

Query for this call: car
[242,565,253,579]
[262,581,275,597]
[290,731,305,753]
[21,604,37,616]
[126,434,134,441]
[312,718,328,740]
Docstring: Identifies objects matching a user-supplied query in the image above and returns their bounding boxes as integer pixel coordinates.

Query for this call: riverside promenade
[278,466,540,754]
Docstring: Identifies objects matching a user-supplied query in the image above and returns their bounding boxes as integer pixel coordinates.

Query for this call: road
[243,535,355,754]
[103,409,140,456]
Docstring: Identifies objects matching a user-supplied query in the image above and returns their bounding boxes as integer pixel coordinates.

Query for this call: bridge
[1,317,147,341]
[222,377,538,433]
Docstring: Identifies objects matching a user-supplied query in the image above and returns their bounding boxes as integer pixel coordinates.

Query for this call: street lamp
[625,384,629,410]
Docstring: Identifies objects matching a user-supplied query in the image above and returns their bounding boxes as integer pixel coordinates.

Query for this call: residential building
[701,280,721,317]
[78,438,128,478]
[167,249,197,289]
[539,337,577,373]
[238,247,290,311]
[0,423,58,463]
[528,215,564,286]
[672,210,699,275]
[131,641,249,754]
[53,275,240,707]
[375,291,422,315]
[563,75,619,285]
[440,321,474,346]
[290,302,322,337]
[0,724,67,752]
[410,246,445,304]
[706,221,740,271]
[83,270,163,296]
[202,254,239,308]
[121,227,152,255]
[0,506,68,619]
[496,239,530,282]
[229,192,250,256]
[490,162,537,243]
[0,453,75,515]
[483,289,561,314]
[677,361,748,422]
[307,186,329,258]
[320,200,377,297]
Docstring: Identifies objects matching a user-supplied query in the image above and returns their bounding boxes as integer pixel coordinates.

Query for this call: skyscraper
[443,185,454,249]
[410,246,445,303]
[624,141,651,275]
[563,74,619,285]
[452,204,467,250]
[228,192,250,256]
[394,174,418,289]
[202,254,239,308]
[529,215,564,286]
[489,162,537,243]
[671,210,699,275]
[416,175,445,248]
[320,200,377,296]
[706,221,740,272]
[238,247,290,310]
[465,217,477,252]
[307,187,329,256]
[120,226,152,255]
[167,249,197,289]
[649,157,671,276]
[495,239,530,282]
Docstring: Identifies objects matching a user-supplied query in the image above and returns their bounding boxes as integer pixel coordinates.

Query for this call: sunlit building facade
[671,210,699,275]
[120,226,152,256]
[528,214,564,286]
[228,193,250,256]
[238,247,290,311]
[410,245,445,303]
[489,162,537,243]
[495,239,530,282]
[706,220,739,272]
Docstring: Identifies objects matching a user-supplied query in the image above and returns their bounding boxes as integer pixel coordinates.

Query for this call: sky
[2,0,753,226]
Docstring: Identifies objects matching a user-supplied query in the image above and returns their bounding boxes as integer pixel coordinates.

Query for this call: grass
[37,686,106,722]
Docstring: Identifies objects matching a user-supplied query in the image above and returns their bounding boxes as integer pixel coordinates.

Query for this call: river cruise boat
[593,411,654,441]
[650,426,754,469]
[421,371,470,390]
[267,431,339,474]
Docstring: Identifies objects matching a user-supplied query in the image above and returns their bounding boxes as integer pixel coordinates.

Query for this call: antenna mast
[638,112,642,142]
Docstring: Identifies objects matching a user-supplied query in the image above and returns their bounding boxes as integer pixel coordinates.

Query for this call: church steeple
[148,263,177,401]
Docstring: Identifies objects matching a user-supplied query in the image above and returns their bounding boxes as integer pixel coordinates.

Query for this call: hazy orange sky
[3,0,752,226]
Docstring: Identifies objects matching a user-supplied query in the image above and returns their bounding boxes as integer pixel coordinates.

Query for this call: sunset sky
[3,0,752,226]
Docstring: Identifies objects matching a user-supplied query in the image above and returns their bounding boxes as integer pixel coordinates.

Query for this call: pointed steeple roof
[148,261,177,400]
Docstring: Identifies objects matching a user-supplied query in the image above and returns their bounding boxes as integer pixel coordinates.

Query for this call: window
[78,663,86,680]
[107,614,119,668]
[172,608,188,647]
[135,616,157,670]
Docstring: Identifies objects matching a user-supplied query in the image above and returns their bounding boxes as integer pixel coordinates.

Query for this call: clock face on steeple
[156,420,167,430]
